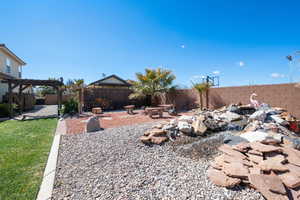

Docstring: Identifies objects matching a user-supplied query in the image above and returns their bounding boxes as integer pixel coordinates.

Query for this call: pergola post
[57,87,62,117]
[18,84,23,114]
[8,82,13,118]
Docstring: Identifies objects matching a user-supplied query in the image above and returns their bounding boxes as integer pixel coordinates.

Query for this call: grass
[0,118,57,200]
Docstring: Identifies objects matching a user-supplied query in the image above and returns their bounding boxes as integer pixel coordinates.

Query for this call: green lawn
[0,119,57,200]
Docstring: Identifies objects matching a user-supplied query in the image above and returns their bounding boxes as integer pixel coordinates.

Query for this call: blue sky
[1,0,300,87]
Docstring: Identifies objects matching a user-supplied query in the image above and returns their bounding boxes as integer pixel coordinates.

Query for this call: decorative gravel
[53,122,264,200]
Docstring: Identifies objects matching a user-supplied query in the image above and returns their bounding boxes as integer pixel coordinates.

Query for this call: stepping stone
[207,168,241,188]
[265,152,287,164]
[286,163,300,177]
[250,142,282,153]
[249,167,261,175]
[248,149,263,156]
[282,147,300,167]
[211,162,222,170]
[258,159,289,172]
[247,153,264,164]
[232,142,251,153]
[218,144,247,160]
[150,136,168,145]
[215,154,253,167]
[249,174,288,200]
[279,173,300,189]
[222,162,249,179]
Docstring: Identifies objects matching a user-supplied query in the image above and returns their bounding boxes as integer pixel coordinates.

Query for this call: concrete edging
[36,119,66,200]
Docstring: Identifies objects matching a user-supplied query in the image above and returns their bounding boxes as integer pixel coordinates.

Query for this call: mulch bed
[65,110,191,134]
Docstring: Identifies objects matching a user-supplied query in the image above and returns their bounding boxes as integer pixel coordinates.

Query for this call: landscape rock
[258,159,288,172]
[222,162,249,179]
[249,110,267,122]
[261,136,281,145]
[250,142,282,153]
[279,173,300,188]
[85,116,101,133]
[192,118,207,135]
[178,115,195,124]
[220,111,242,122]
[218,144,247,159]
[223,135,248,145]
[240,131,269,142]
[178,121,193,134]
[249,174,288,200]
[207,168,241,188]
[270,115,289,126]
[232,142,251,153]
[150,136,168,145]
[282,147,300,166]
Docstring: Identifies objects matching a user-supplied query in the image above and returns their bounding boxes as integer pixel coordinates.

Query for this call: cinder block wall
[161,83,300,118]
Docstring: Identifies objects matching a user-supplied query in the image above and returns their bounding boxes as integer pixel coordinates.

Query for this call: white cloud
[180,44,185,49]
[238,61,245,67]
[190,75,205,81]
[270,73,285,78]
[212,70,220,75]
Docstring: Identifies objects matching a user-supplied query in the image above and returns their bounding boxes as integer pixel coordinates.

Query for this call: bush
[0,104,10,117]
[62,98,78,115]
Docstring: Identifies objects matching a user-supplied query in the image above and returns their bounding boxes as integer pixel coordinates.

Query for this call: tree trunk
[206,89,209,109]
[199,92,203,110]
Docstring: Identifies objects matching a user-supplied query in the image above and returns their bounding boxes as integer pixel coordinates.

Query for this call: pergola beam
[1,78,64,118]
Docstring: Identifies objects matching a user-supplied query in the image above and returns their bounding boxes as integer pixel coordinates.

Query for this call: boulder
[178,121,193,134]
[220,111,242,122]
[240,130,269,142]
[192,119,207,136]
[249,110,267,122]
[85,116,101,133]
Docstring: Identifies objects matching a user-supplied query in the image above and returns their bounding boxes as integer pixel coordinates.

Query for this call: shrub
[0,104,10,117]
[62,98,78,115]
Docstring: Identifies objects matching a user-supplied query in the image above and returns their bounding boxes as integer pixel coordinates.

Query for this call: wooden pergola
[1,75,64,118]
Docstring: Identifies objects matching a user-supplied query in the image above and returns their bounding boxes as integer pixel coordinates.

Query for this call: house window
[5,58,11,74]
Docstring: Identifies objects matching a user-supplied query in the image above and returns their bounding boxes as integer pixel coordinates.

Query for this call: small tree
[192,82,211,110]
[129,68,176,106]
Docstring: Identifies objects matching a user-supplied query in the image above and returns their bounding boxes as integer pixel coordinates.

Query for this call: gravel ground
[52,122,264,200]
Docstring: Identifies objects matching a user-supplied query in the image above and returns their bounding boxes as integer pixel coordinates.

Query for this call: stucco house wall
[0,47,24,102]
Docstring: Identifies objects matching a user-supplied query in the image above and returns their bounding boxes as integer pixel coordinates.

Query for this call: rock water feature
[140,103,300,200]
[140,103,299,145]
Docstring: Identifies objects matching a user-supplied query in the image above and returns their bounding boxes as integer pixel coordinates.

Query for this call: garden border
[36,119,66,200]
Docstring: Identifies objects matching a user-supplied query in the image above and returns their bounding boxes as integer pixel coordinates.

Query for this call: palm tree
[192,82,211,110]
[129,68,176,106]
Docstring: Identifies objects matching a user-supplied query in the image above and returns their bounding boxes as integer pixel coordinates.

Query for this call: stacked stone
[208,139,300,200]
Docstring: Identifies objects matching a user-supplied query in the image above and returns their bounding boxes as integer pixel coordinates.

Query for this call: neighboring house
[88,74,132,88]
[0,44,26,102]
